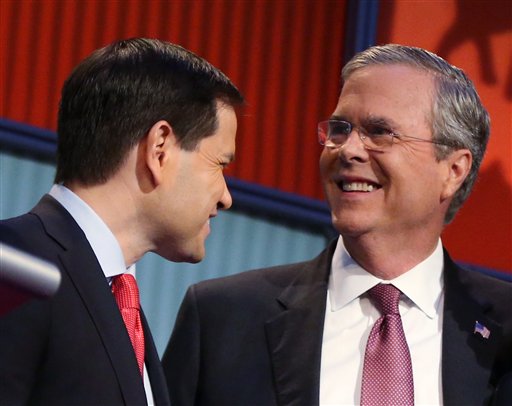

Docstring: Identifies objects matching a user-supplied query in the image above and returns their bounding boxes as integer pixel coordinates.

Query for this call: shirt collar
[329,237,444,318]
[49,184,134,279]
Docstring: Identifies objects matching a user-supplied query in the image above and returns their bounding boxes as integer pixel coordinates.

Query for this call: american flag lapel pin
[474,321,491,339]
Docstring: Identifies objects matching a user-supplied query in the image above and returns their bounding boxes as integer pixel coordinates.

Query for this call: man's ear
[144,120,177,186]
[441,148,472,201]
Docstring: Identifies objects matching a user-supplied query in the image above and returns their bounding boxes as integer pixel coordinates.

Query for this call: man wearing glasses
[162,44,511,405]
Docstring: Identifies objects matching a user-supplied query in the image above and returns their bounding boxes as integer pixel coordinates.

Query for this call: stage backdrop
[1,0,510,272]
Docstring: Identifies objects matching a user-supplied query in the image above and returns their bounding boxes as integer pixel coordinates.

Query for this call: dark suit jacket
[162,239,512,406]
[0,195,170,406]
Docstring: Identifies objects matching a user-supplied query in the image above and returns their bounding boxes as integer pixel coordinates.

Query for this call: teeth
[342,182,375,192]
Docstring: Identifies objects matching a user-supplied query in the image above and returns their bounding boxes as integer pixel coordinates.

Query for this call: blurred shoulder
[192,259,314,299]
[189,239,337,302]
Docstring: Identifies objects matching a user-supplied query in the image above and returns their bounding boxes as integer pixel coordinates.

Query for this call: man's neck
[66,180,152,267]
[342,231,441,280]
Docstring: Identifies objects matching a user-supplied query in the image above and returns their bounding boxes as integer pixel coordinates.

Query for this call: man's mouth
[340,181,381,192]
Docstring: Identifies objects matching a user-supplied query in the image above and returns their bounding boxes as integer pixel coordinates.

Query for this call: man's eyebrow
[328,114,400,129]
[362,115,398,128]
[329,114,346,121]
[223,152,235,163]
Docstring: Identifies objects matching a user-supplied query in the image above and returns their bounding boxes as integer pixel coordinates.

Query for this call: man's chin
[184,253,204,264]
[332,219,370,238]
[155,244,205,264]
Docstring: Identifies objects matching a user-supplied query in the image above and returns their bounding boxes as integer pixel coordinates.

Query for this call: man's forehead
[343,64,435,90]
[340,65,434,104]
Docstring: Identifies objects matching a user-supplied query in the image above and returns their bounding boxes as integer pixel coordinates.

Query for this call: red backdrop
[1,0,510,272]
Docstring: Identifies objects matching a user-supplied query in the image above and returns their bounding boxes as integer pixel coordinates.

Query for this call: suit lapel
[33,196,148,405]
[265,240,336,406]
[141,311,171,405]
[442,251,504,406]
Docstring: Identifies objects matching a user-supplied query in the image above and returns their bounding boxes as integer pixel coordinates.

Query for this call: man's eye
[329,123,350,136]
[368,126,392,137]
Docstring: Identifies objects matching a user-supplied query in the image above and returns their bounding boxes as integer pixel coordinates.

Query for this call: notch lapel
[264,240,335,406]
[442,252,504,406]
[59,248,148,405]
[141,311,171,405]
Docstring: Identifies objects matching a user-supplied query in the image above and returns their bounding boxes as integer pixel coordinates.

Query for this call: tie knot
[112,274,140,310]
[368,283,401,315]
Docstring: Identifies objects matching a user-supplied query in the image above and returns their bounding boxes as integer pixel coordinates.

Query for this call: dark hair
[55,38,244,185]
[342,44,490,224]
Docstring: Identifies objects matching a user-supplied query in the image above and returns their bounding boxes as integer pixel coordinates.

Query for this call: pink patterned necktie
[360,283,414,406]
[112,274,145,376]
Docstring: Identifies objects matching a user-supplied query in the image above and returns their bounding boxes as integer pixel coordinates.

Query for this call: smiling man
[162,44,511,406]
[0,38,243,405]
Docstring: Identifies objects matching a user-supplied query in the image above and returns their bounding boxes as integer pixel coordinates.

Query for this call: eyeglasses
[317,119,453,151]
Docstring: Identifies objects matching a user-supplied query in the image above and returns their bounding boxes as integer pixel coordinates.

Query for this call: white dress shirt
[49,184,155,405]
[320,237,444,406]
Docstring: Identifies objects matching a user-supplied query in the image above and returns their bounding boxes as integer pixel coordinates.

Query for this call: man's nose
[337,129,370,162]
[218,180,232,210]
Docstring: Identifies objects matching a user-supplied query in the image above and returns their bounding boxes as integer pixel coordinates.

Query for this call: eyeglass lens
[319,120,391,150]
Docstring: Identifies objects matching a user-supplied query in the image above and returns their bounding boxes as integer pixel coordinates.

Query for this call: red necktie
[112,274,145,376]
[360,283,414,405]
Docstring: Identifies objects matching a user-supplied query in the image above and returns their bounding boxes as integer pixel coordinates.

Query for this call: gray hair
[342,44,490,224]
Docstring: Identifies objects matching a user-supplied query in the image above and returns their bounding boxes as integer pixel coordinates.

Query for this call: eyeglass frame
[317,119,455,151]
